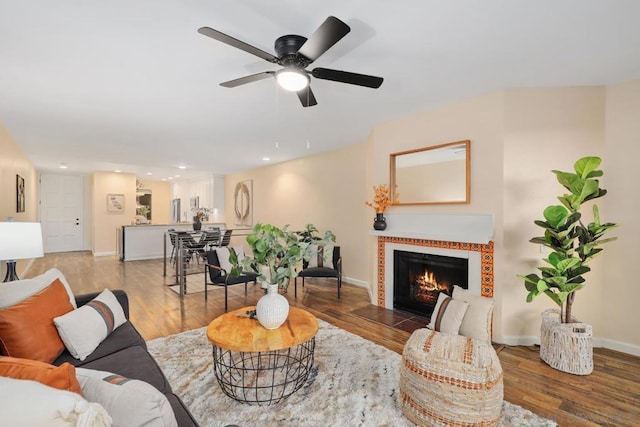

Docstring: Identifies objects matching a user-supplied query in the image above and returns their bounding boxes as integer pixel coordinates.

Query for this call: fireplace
[394,250,468,317]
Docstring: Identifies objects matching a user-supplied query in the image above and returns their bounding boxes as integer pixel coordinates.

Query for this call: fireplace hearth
[393,250,468,317]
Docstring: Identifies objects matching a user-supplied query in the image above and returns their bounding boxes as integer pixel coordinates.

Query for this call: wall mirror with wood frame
[390,140,470,205]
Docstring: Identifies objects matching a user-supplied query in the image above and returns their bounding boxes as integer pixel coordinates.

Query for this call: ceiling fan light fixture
[276,68,309,92]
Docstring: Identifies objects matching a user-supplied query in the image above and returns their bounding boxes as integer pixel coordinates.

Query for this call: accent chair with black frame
[204,247,258,311]
[294,245,342,298]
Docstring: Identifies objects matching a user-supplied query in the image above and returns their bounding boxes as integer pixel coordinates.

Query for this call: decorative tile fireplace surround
[370,213,495,312]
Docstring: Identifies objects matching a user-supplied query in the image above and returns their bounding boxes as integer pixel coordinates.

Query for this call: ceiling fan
[198,16,383,107]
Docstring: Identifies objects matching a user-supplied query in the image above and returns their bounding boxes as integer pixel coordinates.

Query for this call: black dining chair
[197,229,221,261]
[219,229,233,247]
[168,229,177,265]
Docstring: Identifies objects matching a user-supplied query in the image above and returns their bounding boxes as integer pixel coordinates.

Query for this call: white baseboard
[343,276,368,288]
[496,335,640,356]
[93,251,117,257]
[596,338,640,356]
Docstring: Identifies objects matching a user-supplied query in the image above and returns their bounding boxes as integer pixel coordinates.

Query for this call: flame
[416,269,448,292]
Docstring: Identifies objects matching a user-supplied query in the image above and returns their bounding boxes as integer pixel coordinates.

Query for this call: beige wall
[225,143,370,286]
[91,173,171,255]
[0,124,39,277]
[91,172,137,255]
[502,87,606,341]
[602,79,640,349]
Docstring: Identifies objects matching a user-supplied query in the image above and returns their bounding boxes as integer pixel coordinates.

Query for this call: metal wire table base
[211,338,316,405]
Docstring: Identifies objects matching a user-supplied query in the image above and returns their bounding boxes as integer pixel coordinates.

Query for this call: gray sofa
[53,290,198,427]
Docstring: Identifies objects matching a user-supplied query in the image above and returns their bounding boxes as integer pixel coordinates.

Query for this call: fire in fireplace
[393,250,468,317]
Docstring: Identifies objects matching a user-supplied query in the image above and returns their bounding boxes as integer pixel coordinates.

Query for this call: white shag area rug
[147,320,556,427]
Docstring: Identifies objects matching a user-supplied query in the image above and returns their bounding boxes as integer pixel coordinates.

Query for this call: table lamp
[0,222,44,282]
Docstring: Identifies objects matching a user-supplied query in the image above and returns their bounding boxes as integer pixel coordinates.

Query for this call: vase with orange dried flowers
[366,184,395,230]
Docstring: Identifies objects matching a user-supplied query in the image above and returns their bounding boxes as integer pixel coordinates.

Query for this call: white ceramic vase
[256,284,290,330]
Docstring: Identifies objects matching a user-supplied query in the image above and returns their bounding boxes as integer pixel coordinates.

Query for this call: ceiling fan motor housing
[275,35,311,67]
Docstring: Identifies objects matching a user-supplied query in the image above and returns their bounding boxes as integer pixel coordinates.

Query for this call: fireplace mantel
[369,213,494,244]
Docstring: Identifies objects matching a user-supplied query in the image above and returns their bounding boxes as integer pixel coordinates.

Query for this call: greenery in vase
[230,223,335,290]
[518,156,618,323]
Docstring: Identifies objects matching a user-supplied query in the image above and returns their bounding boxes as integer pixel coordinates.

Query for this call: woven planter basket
[399,329,503,427]
[540,309,593,375]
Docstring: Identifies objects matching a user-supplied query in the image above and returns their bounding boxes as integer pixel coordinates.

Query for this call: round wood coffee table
[207,306,319,405]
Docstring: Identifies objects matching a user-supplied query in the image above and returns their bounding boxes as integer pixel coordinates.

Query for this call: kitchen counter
[118,223,226,261]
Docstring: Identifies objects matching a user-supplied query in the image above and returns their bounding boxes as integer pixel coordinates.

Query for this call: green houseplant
[518,156,618,323]
[230,222,335,329]
[231,223,336,290]
[518,156,618,375]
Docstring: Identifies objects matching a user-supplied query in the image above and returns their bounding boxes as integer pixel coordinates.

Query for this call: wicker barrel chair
[399,328,503,426]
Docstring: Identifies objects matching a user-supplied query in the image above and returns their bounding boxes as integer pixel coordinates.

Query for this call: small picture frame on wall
[16,174,25,213]
[107,194,125,213]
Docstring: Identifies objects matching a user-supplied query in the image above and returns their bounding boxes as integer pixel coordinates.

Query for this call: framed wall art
[16,174,25,213]
[234,179,253,226]
[107,194,125,213]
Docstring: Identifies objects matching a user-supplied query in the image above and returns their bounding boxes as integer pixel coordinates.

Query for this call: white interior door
[40,174,84,253]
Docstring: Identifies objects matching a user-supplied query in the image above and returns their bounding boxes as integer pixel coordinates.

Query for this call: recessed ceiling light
[59,163,68,169]
[114,169,121,173]
[167,177,173,180]
[262,157,270,161]
[146,172,152,175]
[161,179,166,182]
[178,165,186,170]
[175,175,181,178]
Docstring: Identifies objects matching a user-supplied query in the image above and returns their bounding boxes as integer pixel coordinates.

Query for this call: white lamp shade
[0,222,44,261]
[276,69,309,92]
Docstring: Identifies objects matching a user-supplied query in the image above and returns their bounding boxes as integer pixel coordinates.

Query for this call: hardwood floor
[26,251,640,426]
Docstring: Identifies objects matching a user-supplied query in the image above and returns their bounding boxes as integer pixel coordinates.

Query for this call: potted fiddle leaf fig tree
[230,222,335,329]
[518,156,618,375]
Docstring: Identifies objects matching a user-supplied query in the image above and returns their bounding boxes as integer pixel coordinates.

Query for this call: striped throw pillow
[53,289,126,361]
[427,293,469,335]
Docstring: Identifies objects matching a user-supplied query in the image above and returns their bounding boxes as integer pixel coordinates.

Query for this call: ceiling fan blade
[297,87,318,107]
[220,71,274,88]
[198,27,278,63]
[297,16,351,63]
[312,67,383,88]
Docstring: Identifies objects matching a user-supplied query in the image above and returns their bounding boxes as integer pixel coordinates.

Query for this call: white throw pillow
[54,289,126,361]
[0,268,76,309]
[307,245,334,268]
[427,292,469,335]
[0,376,111,426]
[215,247,233,273]
[452,285,494,342]
[76,368,177,427]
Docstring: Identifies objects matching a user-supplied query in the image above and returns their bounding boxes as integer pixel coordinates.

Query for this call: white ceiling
[2,1,639,181]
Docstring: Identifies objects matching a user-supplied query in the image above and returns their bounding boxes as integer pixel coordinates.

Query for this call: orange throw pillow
[0,279,74,363]
[0,356,83,395]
